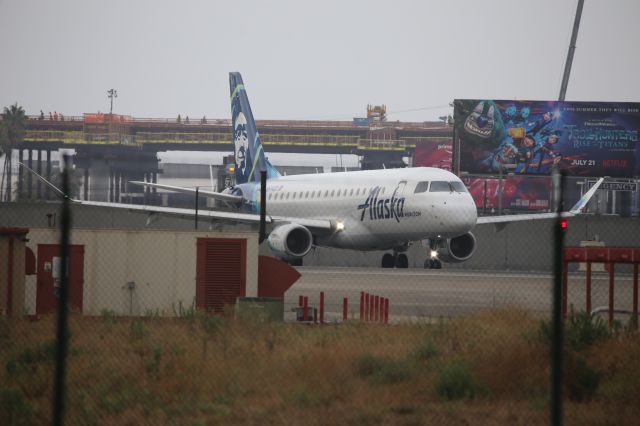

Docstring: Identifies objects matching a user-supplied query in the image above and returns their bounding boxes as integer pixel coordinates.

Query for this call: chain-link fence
[1,170,639,425]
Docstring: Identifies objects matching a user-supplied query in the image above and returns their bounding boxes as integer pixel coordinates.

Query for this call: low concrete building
[22,228,259,316]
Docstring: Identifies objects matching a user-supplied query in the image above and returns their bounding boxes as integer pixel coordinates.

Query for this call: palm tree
[0,103,27,201]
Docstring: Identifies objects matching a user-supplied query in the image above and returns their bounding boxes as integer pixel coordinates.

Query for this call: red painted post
[319,292,325,324]
[374,295,379,322]
[302,296,308,321]
[313,308,318,324]
[586,262,592,314]
[633,263,638,330]
[360,292,364,320]
[609,262,615,327]
[298,295,303,307]
[378,297,384,323]
[384,298,389,324]
[364,293,369,322]
[562,262,568,319]
[343,297,348,321]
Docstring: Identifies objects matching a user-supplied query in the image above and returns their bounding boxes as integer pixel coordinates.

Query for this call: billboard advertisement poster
[414,140,452,171]
[462,176,551,212]
[454,100,640,177]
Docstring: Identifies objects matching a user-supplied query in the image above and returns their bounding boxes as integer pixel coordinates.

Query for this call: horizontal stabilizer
[129,181,243,203]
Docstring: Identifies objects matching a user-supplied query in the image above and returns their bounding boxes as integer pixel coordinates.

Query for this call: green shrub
[565,355,601,402]
[413,340,439,362]
[352,354,411,384]
[538,309,611,351]
[129,319,146,341]
[435,361,484,400]
[0,388,33,426]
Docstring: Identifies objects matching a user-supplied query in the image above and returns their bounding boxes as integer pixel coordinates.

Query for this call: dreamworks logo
[357,185,406,222]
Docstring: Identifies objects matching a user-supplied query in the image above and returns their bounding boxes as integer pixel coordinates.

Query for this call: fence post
[364,293,369,322]
[53,155,71,426]
[374,295,379,322]
[303,296,308,322]
[586,262,592,314]
[384,298,389,324]
[320,292,325,324]
[633,263,639,330]
[343,298,348,322]
[551,169,566,426]
[360,292,364,321]
[608,262,615,327]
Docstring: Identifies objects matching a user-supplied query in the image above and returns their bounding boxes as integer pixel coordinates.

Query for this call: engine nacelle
[438,232,477,263]
[268,223,313,259]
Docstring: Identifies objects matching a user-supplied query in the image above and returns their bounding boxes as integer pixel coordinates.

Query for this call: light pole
[107,89,118,115]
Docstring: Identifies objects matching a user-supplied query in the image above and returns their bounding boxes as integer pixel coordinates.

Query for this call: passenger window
[305,191,309,198]
[324,190,329,197]
[450,181,468,192]
[414,181,430,193]
[331,190,335,197]
[356,188,360,196]
[430,181,451,192]
[286,193,290,199]
[292,192,296,199]
[268,193,272,200]
[349,188,353,196]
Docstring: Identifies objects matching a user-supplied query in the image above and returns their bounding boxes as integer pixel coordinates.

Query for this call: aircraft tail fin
[569,177,604,214]
[229,72,280,184]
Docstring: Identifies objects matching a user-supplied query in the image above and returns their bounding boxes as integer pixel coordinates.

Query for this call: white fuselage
[248,167,477,251]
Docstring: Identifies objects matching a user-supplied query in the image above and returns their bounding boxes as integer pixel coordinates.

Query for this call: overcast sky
[1,0,639,124]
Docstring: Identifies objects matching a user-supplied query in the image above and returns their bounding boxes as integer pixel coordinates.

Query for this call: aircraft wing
[18,161,334,231]
[476,177,605,225]
[77,201,334,230]
[129,181,243,203]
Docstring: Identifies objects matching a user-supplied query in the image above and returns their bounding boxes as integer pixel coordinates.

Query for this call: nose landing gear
[424,238,443,269]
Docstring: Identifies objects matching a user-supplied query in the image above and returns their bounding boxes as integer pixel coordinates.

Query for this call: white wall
[24,228,258,316]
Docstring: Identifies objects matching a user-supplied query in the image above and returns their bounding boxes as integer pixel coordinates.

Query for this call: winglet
[569,177,604,214]
[18,161,74,201]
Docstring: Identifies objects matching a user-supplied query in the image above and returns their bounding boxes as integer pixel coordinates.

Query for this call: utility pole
[107,89,118,115]
[558,0,585,101]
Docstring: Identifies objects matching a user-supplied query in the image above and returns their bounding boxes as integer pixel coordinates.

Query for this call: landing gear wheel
[424,258,442,269]
[381,253,394,268]
[396,253,408,269]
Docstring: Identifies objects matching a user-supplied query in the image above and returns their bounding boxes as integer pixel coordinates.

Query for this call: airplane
[22,72,604,269]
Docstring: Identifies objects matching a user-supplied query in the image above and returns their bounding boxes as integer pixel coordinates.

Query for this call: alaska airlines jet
[22,73,603,269]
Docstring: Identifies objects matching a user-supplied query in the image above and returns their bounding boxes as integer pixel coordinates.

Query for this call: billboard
[414,140,452,170]
[454,100,640,177]
[463,176,551,212]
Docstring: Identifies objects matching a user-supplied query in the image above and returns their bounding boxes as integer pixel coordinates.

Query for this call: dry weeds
[0,308,637,425]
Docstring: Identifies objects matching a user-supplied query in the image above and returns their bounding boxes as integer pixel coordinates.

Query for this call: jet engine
[268,223,313,259]
[438,232,477,263]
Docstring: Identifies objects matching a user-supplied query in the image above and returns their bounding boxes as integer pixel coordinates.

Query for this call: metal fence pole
[53,154,72,426]
[551,169,566,426]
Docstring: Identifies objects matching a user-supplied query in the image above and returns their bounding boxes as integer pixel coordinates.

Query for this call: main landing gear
[381,249,409,269]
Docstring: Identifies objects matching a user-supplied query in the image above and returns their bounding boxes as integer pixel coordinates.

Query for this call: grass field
[1,308,638,425]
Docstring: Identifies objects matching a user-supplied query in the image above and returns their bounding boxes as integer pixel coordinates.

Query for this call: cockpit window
[450,181,467,192]
[429,181,451,192]
[414,181,430,193]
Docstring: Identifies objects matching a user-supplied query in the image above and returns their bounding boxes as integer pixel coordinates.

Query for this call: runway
[285,267,638,321]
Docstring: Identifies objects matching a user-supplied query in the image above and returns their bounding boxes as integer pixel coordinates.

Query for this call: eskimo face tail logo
[357,185,406,222]
[234,112,250,177]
